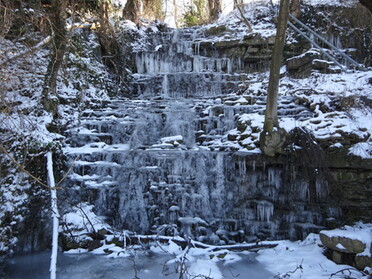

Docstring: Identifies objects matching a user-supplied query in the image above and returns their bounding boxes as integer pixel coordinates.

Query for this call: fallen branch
[274,260,303,278]
[124,234,278,252]
[330,267,369,278]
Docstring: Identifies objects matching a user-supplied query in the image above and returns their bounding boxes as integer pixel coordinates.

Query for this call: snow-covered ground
[5,229,371,278]
[50,206,371,279]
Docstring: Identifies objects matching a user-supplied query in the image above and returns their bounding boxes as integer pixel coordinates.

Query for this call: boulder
[312,59,333,70]
[319,232,366,254]
[287,49,320,78]
[320,225,372,270]
[356,254,372,270]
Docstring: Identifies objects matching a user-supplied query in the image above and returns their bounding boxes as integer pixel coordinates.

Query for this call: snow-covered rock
[320,223,372,270]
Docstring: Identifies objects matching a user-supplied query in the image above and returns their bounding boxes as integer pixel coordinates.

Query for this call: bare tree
[259,0,291,156]
[123,0,141,23]
[208,0,221,22]
[42,0,68,116]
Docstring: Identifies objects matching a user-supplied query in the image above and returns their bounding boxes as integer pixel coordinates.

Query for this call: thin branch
[0,22,94,67]
[0,36,52,66]
[330,267,368,278]
[0,143,61,190]
[76,204,97,234]
[55,155,79,187]
[234,0,253,32]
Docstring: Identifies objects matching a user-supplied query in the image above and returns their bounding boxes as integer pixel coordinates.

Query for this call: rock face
[326,151,372,224]
[320,224,372,270]
[63,101,337,243]
[59,6,372,247]
[300,3,372,67]
[286,49,341,78]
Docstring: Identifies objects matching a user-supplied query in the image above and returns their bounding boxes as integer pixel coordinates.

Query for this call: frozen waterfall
[63,25,336,243]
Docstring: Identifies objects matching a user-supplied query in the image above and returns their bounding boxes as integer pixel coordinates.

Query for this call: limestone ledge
[320,223,372,270]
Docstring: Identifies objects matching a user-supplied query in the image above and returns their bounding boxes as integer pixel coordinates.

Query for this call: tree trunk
[260,0,290,156]
[290,0,301,18]
[208,0,221,22]
[123,0,141,23]
[42,0,68,116]
[360,0,372,13]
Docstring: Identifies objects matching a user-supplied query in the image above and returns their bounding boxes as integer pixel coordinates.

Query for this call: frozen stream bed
[3,233,370,279]
[3,250,272,279]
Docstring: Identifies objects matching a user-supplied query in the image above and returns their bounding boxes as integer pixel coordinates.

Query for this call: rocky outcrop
[320,224,372,270]
[300,3,372,67]
[286,49,341,78]
[326,151,372,224]
[194,33,276,73]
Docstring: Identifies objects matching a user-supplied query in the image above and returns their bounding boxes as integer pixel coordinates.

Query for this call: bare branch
[0,36,52,67]
[0,143,62,190]
[234,0,253,32]
[55,155,79,187]
[0,23,94,67]
[75,204,97,234]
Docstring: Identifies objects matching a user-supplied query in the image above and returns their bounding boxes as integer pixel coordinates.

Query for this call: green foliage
[182,8,199,27]
[181,0,209,27]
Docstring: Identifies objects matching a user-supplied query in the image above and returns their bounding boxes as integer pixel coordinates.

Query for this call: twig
[55,155,79,187]
[131,257,140,279]
[0,36,52,67]
[274,260,303,279]
[0,22,94,67]
[75,204,97,234]
[330,267,369,278]
[234,0,253,32]
[0,143,61,190]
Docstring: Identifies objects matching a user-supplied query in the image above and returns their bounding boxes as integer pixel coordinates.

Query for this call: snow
[336,243,346,250]
[302,0,359,7]
[188,258,223,279]
[64,143,130,155]
[47,152,59,279]
[62,230,370,278]
[320,223,372,257]
[62,203,112,244]
[349,142,372,159]
[257,233,369,279]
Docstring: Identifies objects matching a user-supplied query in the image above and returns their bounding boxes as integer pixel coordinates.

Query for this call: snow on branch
[47,152,59,279]
[0,22,94,67]
[0,36,52,67]
[0,143,78,190]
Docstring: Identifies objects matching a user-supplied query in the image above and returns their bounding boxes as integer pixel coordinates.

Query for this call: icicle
[238,158,246,176]
[227,58,233,74]
[256,200,274,222]
[268,168,281,188]
[162,74,169,97]
[195,41,201,56]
